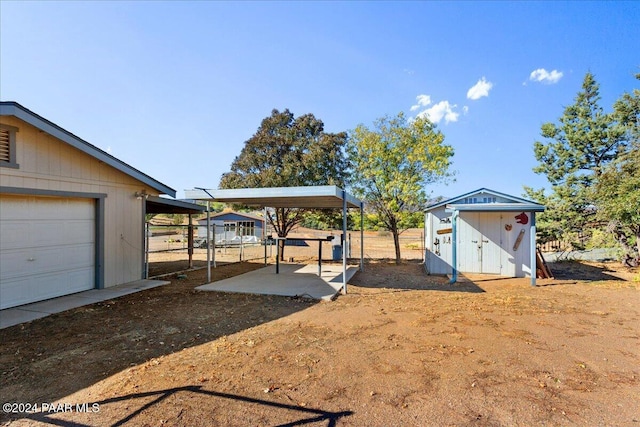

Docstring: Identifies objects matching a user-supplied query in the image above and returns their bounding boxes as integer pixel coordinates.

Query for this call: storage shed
[424,188,545,285]
[0,102,179,309]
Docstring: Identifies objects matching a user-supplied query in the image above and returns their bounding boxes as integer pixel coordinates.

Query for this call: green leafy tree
[595,73,640,266]
[348,112,454,264]
[526,72,627,248]
[220,109,349,259]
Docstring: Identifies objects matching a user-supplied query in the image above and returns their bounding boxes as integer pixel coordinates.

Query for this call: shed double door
[459,212,503,274]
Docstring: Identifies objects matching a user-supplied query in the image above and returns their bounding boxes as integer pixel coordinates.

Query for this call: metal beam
[185,186,362,209]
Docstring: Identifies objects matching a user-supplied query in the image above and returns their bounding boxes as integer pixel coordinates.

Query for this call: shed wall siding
[425,207,453,275]
[0,117,158,288]
[425,208,534,278]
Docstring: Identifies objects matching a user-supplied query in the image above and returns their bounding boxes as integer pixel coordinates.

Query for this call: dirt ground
[1,260,639,426]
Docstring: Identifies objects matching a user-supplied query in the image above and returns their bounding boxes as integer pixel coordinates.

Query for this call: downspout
[142,195,147,279]
[449,209,458,284]
[423,212,428,272]
[530,212,537,286]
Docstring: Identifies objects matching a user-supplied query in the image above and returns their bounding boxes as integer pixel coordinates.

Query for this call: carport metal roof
[184,185,361,209]
[146,195,206,214]
[184,185,363,295]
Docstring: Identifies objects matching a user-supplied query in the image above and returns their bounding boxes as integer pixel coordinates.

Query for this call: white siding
[0,116,158,290]
[424,207,454,275]
[425,207,534,278]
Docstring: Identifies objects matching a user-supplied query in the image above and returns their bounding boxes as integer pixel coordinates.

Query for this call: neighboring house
[0,102,176,309]
[424,188,545,282]
[197,211,265,244]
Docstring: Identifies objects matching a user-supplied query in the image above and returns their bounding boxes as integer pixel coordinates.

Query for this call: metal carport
[144,195,206,277]
[184,185,364,294]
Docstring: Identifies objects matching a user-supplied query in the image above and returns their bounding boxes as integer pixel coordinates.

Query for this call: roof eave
[444,203,545,212]
[0,102,176,197]
[426,187,542,211]
[184,185,362,209]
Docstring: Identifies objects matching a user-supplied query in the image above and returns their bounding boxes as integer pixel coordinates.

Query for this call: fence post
[212,223,217,268]
[239,225,244,262]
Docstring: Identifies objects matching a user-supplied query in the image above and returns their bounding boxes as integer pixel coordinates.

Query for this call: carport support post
[318,240,322,276]
[206,202,211,283]
[342,190,347,294]
[276,238,280,274]
[530,212,537,286]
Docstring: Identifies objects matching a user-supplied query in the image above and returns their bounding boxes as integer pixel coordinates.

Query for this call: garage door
[0,194,95,309]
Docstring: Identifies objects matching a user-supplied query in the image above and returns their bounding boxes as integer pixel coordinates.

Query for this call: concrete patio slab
[0,279,169,330]
[197,263,359,300]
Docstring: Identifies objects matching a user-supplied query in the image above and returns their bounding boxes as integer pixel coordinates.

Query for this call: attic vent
[0,128,9,162]
[0,125,18,168]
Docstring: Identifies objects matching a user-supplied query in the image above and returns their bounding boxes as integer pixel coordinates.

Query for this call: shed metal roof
[445,203,545,213]
[426,188,544,212]
[0,101,176,197]
[184,186,362,209]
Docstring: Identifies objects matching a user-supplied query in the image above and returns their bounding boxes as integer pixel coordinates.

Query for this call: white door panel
[0,195,95,309]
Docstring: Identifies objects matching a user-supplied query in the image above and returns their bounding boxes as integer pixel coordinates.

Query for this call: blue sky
[1,1,638,200]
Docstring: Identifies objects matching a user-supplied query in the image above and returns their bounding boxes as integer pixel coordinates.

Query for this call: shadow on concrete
[17,386,353,427]
[197,264,358,301]
[0,263,318,409]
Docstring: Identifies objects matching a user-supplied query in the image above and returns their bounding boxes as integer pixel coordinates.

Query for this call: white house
[197,211,265,243]
[424,188,545,285]
[0,102,178,309]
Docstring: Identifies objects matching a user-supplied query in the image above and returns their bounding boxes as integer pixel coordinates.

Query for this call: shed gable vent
[0,128,10,162]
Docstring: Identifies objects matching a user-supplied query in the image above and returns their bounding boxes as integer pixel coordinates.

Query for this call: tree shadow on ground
[547,261,625,282]
[0,263,318,407]
[349,260,486,293]
[18,386,353,427]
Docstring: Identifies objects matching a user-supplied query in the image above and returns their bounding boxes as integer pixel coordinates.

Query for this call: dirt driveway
[1,260,639,426]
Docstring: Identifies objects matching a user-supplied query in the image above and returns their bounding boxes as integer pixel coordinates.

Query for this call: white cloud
[410,94,431,111]
[529,68,563,84]
[463,106,469,115]
[467,77,493,100]
[417,100,459,124]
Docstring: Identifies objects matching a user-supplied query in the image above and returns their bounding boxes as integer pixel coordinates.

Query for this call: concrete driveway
[0,279,169,329]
